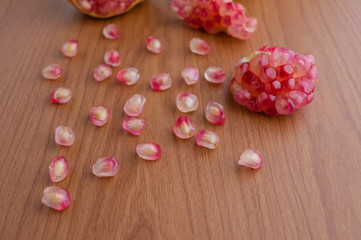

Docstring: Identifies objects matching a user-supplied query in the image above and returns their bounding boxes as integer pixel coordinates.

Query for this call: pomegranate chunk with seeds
[204,66,226,84]
[55,126,75,146]
[205,101,226,125]
[122,117,145,136]
[196,129,219,149]
[174,115,196,139]
[94,63,113,82]
[49,87,72,104]
[181,67,199,85]
[238,149,263,169]
[117,68,140,85]
[90,105,110,126]
[42,64,62,80]
[49,156,69,183]
[176,92,198,113]
[189,38,210,56]
[42,187,71,211]
[61,40,79,57]
[136,143,162,160]
[92,156,120,177]
[124,94,146,116]
[146,36,163,54]
[103,23,120,39]
[104,50,121,67]
[150,73,172,91]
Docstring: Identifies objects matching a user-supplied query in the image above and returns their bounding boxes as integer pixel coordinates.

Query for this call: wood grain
[0,0,360,239]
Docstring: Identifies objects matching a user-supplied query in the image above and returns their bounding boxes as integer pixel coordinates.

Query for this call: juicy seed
[42,187,71,211]
[93,63,113,82]
[122,117,145,136]
[136,143,162,160]
[124,94,146,116]
[49,87,72,104]
[238,149,263,169]
[55,126,75,146]
[103,24,120,39]
[176,92,198,113]
[49,156,69,183]
[146,36,163,54]
[104,50,121,67]
[61,40,79,57]
[196,129,219,149]
[92,156,120,177]
[189,38,210,55]
[90,105,110,126]
[205,102,226,125]
[181,67,199,85]
[204,66,226,83]
[150,73,172,91]
[174,115,196,139]
[42,64,62,80]
[117,68,140,85]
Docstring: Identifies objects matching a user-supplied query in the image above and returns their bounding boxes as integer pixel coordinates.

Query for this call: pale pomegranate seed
[117,68,140,85]
[196,130,219,149]
[174,115,196,139]
[49,156,69,183]
[93,63,112,82]
[41,187,71,211]
[122,117,145,136]
[42,64,62,80]
[55,126,75,146]
[61,40,79,57]
[189,38,210,56]
[49,87,72,104]
[176,92,198,113]
[150,73,172,91]
[124,94,146,116]
[136,143,162,160]
[204,66,226,84]
[103,24,120,39]
[104,50,121,67]
[89,105,110,126]
[181,67,199,85]
[146,36,163,54]
[92,156,120,177]
[205,102,226,125]
[238,149,263,169]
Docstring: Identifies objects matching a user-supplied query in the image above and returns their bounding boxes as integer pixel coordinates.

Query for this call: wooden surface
[0,0,360,239]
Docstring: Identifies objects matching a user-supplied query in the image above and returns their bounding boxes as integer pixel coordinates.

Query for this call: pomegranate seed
[238,149,263,169]
[92,156,120,177]
[49,156,69,183]
[124,94,146,116]
[42,187,71,211]
[103,24,120,39]
[61,40,79,58]
[89,105,110,126]
[117,68,140,85]
[122,117,145,136]
[176,92,198,113]
[104,50,121,67]
[174,115,196,139]
[136,143,162,160]
[93,63,112,82]
[205,102,226,125]
[196,129,219,149]
[146,36,163,54]
[181,67,199,85]
[189,37,210,55]
[275,95,296,115]
[49,87,72,104]
[204,66,226,83]
[150,73,172,91]
[55,126,75,146]
[42,64,62,80]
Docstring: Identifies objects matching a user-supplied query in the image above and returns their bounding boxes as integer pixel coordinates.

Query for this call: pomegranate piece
[103,23,120,39]
[124,94,146,116]
[55,126,75,146]
[90,105,110,126]
[176,92,198,113]
[174,115,196,139]
[94,63,113,82]
[104,50,121,67]
[196,129,219,149]
[231,46,318,115]
[146,36,163,54]
[42,187,71,211]
[49,156,69,183]
[49,87,72,104]
[69,0,145,18]
[205,102,226,125]
[61,40,79,57]
[92,156,120,177]
[117,68,140,85]
[42,64,62,80]
[189,38,210,56]
[204,66,226,84]
[171,0,257,40]
[136,143,162,160]
[150,73,172,91]
[181,67,199,85]
[122,117,145,136]
[238,149,263,169]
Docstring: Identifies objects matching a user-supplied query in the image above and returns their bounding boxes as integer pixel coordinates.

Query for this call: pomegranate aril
[61,40,79,57]
[90,105,110,126]
[238,149,263,169]
[104,50,121,67]
[196,129,219,149]
[146,36,163,54]
[174,115,196,139]
[189,38,210,56]
[204,66,226,84]
[103,24,120,39]
[205,102,226,125]
[176,92,198,113]
[292,55,311,78]
[181,67,199,85]
[233,87,251,106]
[94,63,112,82]
[275,95,296,115]
[117,68,140,85]
[49,156,69,183]
[49,87,72,104]
[150,73,172,91]
[124,94,146,116]
[55,126,75,146]
[42,187,71,211]
[136,143,162,161]
[257,92,277,116]
[42,64,62,80]
[92,156,119,177]
[123,117,145,136]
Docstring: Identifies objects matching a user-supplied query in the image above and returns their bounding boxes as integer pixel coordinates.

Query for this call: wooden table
[1,0,360,239]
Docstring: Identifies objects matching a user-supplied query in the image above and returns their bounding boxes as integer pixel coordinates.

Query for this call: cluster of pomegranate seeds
[136,143,162,160]
[42,64,62,80]
[61,40,79,57]
[238,149,263,169]
[122,117,145,135]
[196,129,219,149]
[104,50,121,67]
[231,46,318,115]
[92,156,120,177]
[42,187,72,211]
[49,87,72,104]
[55,126,75,146]
[189,38,210,55]
[181,67,199,85]
[150,73,172,91]
[204,66,226,83]
[124,94,146,116]
[93,63,113,82]
[117,68,140,85]
[174,115,197,139]
[205,101,226,125]
[171,0,257,40]
[90,105,110,126]
[49,156,69,182]
[103,23,120,39]
[146,36,163,54]
[176,92,199,113]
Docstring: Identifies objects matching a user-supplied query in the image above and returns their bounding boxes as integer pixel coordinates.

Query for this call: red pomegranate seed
[189,37,210,55]
[196,129,219,149]
[150,73,172,91]
[146,36,163,54]
[93,63,112,82]
[49,156,69,183]
[136,143,162,160]
[104,50,121,67]
[205,102,226,125]
[103,23,120,39]
[204,66,226,84]
[89,105,110,126]
[238,149,263,169]
[42,187,71,211]
[117,68,140,85]
[61,40,79,57]
[49,87,72,104]
[92,156,119,177]
[124,94,146,116]
[174,115,196,139]
[181,67,199,85]
[122,117,145,136]
[42,64,62,80]
[55,126,75,146]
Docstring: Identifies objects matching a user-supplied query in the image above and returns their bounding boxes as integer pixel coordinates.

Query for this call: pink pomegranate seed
[42,187,71,211]
[122,117,145,136]
[103,24,120,39]
[196,129,219,150]
[55,126,75,146]
[49,156,69,183]
[136,143,162,161]
[174,115,196,139]
[176,92,198,113]
[49,87,72,104]
[275,95,296,115]
[150,73,172,91]
[146,36,163,54]
[189,38,210,56]
[61,40,79,58]
[92,156,120,177]
[117,68,140,85]
[205,102,226,125]
[124,94,146,116]
[93,63,112,82]
[42,64,62,80]
[89,105,110,126]
[104,50,121,67]
[181,67,199,85]
[238,149,263,169]
[204,66,226,84]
